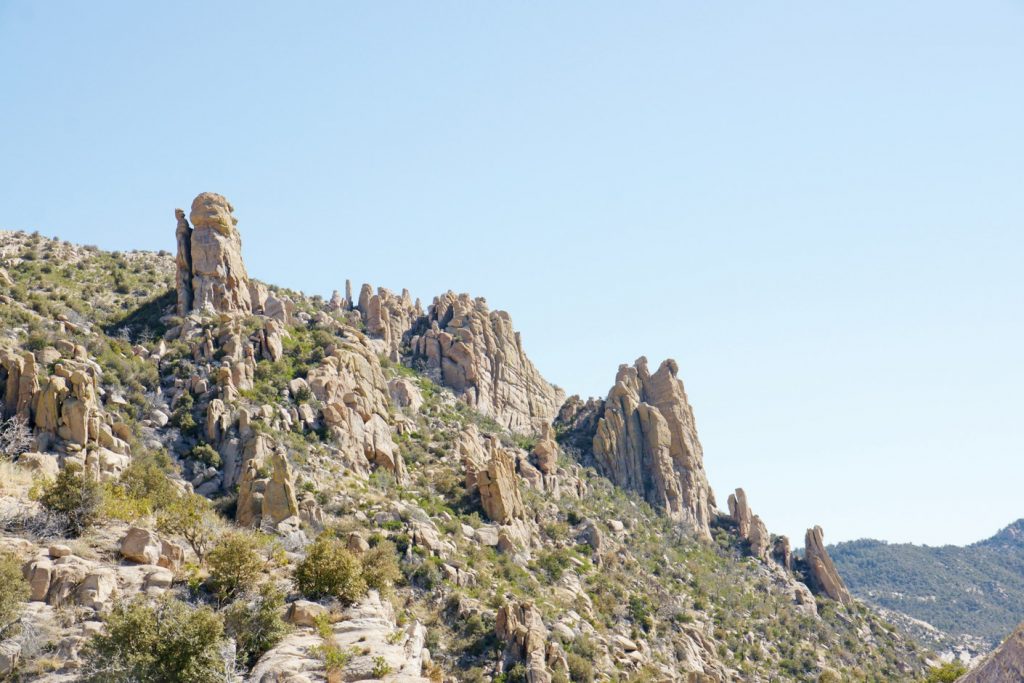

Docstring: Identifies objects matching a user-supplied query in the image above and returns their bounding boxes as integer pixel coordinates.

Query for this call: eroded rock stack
[803,526,852,604]
[411,292,564,434]
[592,357,715,539]
[727,488,771,561]
[357,284,422,361]
[174,192,252,316]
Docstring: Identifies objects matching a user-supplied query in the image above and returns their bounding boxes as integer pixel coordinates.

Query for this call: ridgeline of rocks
[0,193,936,682]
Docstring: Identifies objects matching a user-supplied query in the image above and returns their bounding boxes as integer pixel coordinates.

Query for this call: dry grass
[0,460,36,495]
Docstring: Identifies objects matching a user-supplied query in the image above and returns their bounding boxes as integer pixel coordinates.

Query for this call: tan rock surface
[411,291,564,434]
[178,192,252,315]
[959,622,1024,683]
[803,526,852,604]
[592,357,715,539]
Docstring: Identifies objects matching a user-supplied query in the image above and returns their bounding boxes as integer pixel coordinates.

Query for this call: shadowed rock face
[959,623,1024,683]
[592,357,715,539]
[175,192,252,315]
[804,526,852,604]
[728,488,771,561]
[411,291,564,434]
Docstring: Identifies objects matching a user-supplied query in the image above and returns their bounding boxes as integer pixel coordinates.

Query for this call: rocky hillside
[0,193,936,682]
[829,520,1024,661]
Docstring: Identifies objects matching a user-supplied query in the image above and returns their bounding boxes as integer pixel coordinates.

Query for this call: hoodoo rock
[411,291,564,434]
[803,526,852,604]
[727,488,771,560]
[592,357,715,539]
[175,192,252,316]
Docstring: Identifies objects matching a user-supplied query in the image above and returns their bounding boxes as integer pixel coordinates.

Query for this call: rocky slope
[829,520,1024,661]
[0,196,935,682]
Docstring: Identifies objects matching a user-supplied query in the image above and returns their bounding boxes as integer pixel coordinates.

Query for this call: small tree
[294,533,367,604]
[223,583,291,669]
[0,551,30,637]
[37,462,102,537]
[80,595,226,683]
[157,493,222,562]
[923,662,968,683]
[206,532,265,601]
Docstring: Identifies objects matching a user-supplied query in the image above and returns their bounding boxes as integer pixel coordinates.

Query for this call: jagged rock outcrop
[0,348,130,456]
[306,334,407,483]
[592,357,715,539]
[459,425,525,524]
[959,622,1024,682]
[727,488,770,560]
[803,526,852,604]
[411,291,564,434]
[174,192,251,316]
[358,284,422,361]
[496,601,554,683]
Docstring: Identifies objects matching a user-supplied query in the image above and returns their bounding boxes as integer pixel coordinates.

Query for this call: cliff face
[591,357,715,539]
[411,291,564,434]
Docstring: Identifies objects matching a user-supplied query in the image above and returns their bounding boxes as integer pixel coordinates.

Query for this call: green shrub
[223,583,291,669]
[207,532,264,600]
[361,540,402,593]
[38,461,102,537]
[0,551,29,637]
[157,493,223,562]
[566,652,594,683]
[116,450,178,510]
[189,443,221,468]
[294,534,367,604]
[922,662,968,683]
[80,595,225,683]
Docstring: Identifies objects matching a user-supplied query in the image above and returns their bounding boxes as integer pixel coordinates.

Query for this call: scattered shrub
[189,443,221,468]
[80,595,225,683]
[362,540,402,593]
[207,532,264,600]
[157,493,223,562]
[37,462,102,537]
[294,533,366,604]
[0,551,29,637]
[223,583,291,669]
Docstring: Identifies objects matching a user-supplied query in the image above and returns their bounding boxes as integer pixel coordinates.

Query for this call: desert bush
[80,595,225,683]
[207,532,264,601]
[0,551,30,637]
[223,583,290,669]
[294,533,366,604]
[922,662,968,683]
[37,462,102,537]
[118,450,178,507]
[362,540,402,593]
[157,493,223,562]
[188,443,221,468]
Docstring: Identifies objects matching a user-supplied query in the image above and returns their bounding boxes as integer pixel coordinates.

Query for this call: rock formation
[174,192,251,316]
[727,488,771,560]
[803,526,852,604]
[496,601,553,683]
[357,284,422,361]
[459,425,525,524]
[592,357,715,539]
[959,622,1024,683]
[411,291,564,434]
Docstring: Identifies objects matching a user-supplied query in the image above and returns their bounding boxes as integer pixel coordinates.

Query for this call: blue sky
[1,1,1022,547]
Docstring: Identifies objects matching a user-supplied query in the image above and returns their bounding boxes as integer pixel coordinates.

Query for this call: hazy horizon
[2,1,1021,547]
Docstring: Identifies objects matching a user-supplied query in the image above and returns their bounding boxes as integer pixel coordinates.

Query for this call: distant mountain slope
[829,520,1024,649]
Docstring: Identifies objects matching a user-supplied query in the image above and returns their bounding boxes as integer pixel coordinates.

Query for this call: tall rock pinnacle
[803,526,853,604]
[592,357,715,539]
[174,192,252,316]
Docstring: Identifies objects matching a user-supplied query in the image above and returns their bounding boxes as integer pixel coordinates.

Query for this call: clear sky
[2,1,1022,547]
